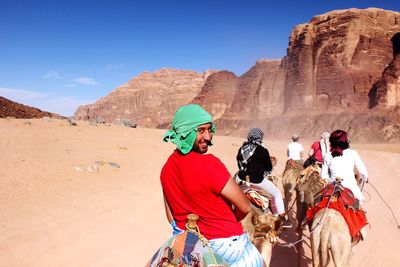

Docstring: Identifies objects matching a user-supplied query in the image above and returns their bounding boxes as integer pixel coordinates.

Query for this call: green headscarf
[163,104,215,154]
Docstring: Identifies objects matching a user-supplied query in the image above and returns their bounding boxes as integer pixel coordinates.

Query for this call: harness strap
[253,229,279,243]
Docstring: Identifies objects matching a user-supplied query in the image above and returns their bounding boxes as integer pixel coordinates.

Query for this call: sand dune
[1,118,399,266]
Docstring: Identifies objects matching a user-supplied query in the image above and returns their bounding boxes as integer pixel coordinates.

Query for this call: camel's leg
[319,218,330,267]
[311,213,323,267]
[282,179,293,211]
[282,170,296,219]
[310,226,321,267]
[296,193,307,267]
[296,197,307,229]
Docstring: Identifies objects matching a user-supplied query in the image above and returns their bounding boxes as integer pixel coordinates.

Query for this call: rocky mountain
[75,68,215,128]
[284,8,400,113]
[223,59,285,120]
[369,32,400,109]
[192,70,238,121]
[0,96,65,119]
[74,8,400,142]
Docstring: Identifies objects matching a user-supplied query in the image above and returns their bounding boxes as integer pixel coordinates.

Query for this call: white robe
[321,149,368,203]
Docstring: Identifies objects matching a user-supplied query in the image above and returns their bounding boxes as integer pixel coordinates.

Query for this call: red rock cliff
[75,68,214,127]
[284,8,400,113]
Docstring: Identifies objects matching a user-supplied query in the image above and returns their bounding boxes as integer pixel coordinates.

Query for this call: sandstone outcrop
[284,8,400,113]
[192,71,238,120]
[369,32,400,108]
[0,96,65,119]
[216,111,400,143]
[75,68,213,127]
[74,8,400,142]
[223,60,285,120]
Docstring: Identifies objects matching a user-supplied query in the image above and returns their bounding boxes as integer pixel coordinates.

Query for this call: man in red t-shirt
[160,104,264,267]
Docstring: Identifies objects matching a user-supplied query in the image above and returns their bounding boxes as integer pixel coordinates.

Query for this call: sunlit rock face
[74,68,212,127]
[284,8,400,113]
[222,60,285,120]
[369,32,400,109]
[0,96,65,119]
[192,70,238,121]
[73,8,400,142]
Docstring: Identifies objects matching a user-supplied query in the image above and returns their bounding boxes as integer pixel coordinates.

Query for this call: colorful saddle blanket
[146,230,228,267]
[305,183,368,238]
[240,184,271,212]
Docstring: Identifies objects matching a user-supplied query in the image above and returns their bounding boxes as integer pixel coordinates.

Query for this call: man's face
[192,123,213,154]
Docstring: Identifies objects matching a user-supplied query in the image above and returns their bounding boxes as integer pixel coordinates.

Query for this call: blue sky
[1,0,399,116]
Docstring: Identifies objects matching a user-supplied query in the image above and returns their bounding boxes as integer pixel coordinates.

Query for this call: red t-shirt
[160,150,244,240]
[311,141,323,162]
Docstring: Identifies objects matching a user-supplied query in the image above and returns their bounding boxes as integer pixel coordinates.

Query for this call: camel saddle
[146,214,228,267]
[240,183,271,212]
[306,183,368,238]
[314,183,359,210]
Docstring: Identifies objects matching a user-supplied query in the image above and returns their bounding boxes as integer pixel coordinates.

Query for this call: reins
[277,181,340,251]
[366,180,400,230]
[286,195,298,215]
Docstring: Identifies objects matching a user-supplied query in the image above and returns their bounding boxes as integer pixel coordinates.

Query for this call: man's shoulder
[344,149,358,157]
[294,142,303,149]
[255,145,268,154]
[203,153,222,161]
[185,152,223,163]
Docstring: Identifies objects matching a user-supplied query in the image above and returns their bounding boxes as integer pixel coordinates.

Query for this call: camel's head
[251,213,283,238]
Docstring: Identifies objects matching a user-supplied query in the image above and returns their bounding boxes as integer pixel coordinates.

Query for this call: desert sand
[1,118,399,267]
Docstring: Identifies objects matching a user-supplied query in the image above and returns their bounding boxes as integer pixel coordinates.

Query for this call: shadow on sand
[270,221,312,267]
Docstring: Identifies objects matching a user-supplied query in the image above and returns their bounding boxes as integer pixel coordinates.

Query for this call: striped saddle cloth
[146,230,228,267]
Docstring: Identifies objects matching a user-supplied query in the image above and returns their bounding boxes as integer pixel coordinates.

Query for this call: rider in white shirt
[287,134,304,163]
[321,130,368,204]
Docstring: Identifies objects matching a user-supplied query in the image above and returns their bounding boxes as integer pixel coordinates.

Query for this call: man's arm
[308,147,315,157]
[220,178,251,221]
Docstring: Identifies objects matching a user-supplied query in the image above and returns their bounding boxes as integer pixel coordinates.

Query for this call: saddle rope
[185,214,219,265]
[367,180,400,230]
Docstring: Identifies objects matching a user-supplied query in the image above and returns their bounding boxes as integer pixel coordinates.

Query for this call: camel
[241,205,282,267]
[310,208,352,267]
[297,166,326,207]
[281,159,305,228]
[281,161,327,266]
[238,155,282,267]
[308,178,367,267]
